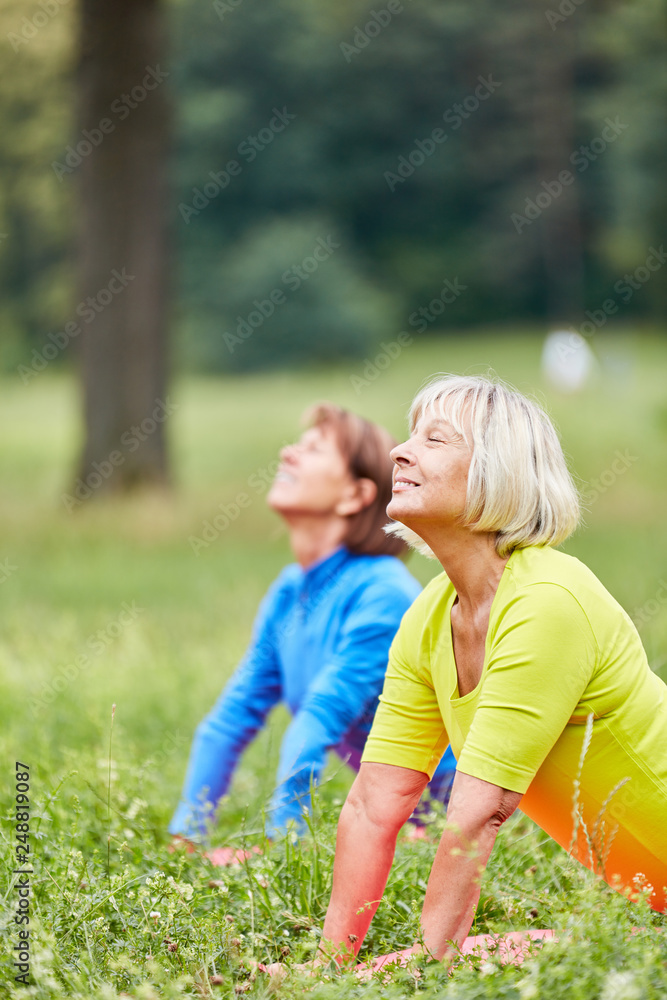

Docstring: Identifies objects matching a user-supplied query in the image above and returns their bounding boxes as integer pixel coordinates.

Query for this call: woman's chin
[387,496,419,524]
[267,483,298,511]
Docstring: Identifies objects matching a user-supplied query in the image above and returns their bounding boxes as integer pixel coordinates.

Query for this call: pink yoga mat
[358,929,556,978]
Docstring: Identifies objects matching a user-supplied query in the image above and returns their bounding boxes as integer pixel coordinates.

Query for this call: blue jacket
[170,546,455,838]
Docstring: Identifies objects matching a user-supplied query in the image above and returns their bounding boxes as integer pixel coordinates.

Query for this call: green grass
[1,328,666,997]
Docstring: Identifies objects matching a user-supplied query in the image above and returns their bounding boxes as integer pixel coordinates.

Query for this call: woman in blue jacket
[170,403,456,859]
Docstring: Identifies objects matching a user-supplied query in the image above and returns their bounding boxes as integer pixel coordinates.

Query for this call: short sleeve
[362,606,449,778]
[457,583,599,793]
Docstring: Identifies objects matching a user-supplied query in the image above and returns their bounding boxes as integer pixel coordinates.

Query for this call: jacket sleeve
[361,594,450,778]
[266,578,417,835]
[169,577,286,840]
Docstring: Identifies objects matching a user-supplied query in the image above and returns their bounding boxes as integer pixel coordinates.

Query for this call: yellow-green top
[363,545,667,908]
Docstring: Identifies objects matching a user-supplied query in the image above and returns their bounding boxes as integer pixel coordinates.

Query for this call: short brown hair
[303,402,408,558]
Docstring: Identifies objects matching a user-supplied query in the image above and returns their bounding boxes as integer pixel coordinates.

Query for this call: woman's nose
[279,442,298,463]
[390,439,414,466]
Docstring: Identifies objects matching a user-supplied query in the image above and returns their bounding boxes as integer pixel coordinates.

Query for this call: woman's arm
[318,768,521,968]
[319,762,428,965]
[419,770,522,959]
[169,582,285,840]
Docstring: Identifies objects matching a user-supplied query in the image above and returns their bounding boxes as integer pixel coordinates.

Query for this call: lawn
[1,328,666,997]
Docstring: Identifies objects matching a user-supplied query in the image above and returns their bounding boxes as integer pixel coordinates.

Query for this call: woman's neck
[422,526,509,614]
[285,515,348,569]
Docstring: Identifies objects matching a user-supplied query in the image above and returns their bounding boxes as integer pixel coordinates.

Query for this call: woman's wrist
[316,937,357,969]
[168,834,200,854]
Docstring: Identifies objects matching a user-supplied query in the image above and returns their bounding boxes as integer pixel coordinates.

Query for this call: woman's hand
[355,930,556,981]
[461,929,555,965]
[167,837,262,866]
[167,834,199,855]
[206,845,262,866]
[256,957,331,983]
[256,960,288,980]
[355,945,425,981]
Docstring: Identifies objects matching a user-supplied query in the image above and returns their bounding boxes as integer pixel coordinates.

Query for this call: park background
[0,0,666,997]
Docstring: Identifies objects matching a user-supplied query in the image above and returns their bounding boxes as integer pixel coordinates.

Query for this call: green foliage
[169,0,666,370]
[1,757,665,998]
[186,215,397,372]
[1,0,665,373]
[0,0,76,370]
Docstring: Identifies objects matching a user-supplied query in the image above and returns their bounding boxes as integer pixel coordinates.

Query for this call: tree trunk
[76,0,171,494]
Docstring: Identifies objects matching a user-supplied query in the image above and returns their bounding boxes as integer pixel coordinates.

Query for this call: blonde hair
[387,374,581,558]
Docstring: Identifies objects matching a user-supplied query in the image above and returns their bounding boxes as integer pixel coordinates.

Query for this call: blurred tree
[1,0,664,383]
[171,0,665,368]
[76,0,171,491]
[203,215,397,372]
[0,0,75,370]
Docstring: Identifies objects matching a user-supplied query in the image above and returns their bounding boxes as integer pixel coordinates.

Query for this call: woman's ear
[335,477,377,517]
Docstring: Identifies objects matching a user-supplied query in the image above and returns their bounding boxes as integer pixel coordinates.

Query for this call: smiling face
[386,413,473,532]
[267,424,359,518]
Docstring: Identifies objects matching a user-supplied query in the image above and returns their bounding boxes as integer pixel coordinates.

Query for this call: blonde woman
[313,375,667,969]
